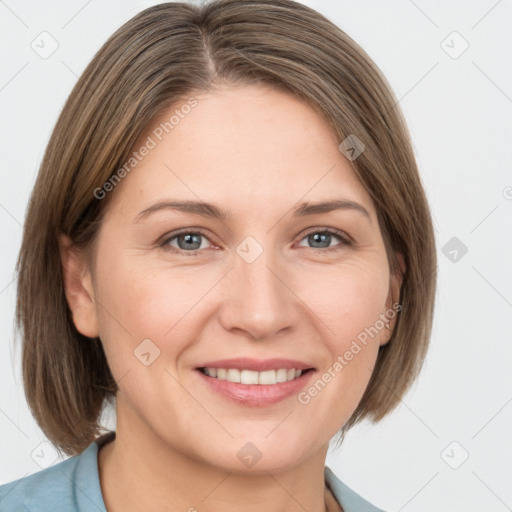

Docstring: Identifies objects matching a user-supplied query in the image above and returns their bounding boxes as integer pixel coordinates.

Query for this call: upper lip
[196,358,315,372]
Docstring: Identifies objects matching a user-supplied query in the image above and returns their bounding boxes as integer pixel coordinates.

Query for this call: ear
[59,234,99,338]
[380,251,405,346]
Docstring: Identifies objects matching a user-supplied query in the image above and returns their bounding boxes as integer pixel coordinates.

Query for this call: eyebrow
[134,199,371,223]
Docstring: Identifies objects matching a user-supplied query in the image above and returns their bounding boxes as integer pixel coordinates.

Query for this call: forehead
[105,83,376,221]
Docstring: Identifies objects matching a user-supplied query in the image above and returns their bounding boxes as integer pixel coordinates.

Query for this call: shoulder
[0,455,83,512]
[324,465,387,512]
[0,432,113,512]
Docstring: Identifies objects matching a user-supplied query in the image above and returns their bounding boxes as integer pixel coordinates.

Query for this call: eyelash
[158,227,352,257]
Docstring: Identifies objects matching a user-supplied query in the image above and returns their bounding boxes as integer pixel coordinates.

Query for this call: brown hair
[16,0,436,456]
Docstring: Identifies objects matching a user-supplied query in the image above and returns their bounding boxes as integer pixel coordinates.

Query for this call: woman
[0,1,436,511]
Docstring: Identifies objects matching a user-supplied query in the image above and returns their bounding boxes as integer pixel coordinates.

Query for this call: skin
[61,83,402,512]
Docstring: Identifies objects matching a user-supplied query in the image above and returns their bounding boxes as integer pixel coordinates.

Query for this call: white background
[1,1,511,511]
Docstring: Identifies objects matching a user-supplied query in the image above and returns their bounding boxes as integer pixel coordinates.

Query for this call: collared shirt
[0,431,385,511]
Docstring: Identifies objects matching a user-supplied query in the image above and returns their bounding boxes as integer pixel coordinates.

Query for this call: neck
[98,405,338,512]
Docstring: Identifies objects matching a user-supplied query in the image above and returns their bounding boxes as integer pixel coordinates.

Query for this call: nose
[218,247,299,340]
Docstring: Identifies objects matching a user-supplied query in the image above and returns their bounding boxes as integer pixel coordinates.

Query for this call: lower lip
[195,369,315,406]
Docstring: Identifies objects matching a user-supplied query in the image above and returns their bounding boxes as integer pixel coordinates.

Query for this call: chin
[197,434,316,476]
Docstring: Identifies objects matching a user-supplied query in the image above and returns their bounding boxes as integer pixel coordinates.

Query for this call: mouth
[197,367,315,385]
[194,358,316,406]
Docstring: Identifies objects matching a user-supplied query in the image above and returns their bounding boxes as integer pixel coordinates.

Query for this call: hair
[16,0,436,456]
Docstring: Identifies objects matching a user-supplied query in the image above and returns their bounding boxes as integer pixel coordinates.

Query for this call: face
[64,83,401,474]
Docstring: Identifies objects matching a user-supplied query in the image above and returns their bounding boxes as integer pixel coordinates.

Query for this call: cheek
[297,259,391,347]
[294,261,390,417]
[92,254,223,363]
[91,258,207,422]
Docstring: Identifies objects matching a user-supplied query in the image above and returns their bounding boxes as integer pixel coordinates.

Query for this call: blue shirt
[0,432,385,511]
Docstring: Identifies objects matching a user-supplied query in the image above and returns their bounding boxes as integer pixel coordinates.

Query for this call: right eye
[159,229,216,256]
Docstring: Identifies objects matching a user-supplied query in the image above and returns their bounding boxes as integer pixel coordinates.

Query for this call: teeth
[202,367,305,384]
[241,369,259,385]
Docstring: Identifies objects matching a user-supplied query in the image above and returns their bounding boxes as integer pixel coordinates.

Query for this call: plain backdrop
[1,1,511,511]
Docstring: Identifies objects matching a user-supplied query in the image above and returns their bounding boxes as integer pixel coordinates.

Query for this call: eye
[159,229,214,256]
[296,228,351,253]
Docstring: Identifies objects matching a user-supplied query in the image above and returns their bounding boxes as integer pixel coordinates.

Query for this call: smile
[199,367,308,385]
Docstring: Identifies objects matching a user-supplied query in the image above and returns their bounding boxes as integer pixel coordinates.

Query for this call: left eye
[296,229,349,251]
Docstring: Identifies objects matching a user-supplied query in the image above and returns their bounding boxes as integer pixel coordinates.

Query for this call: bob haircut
[16,0,436,456]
